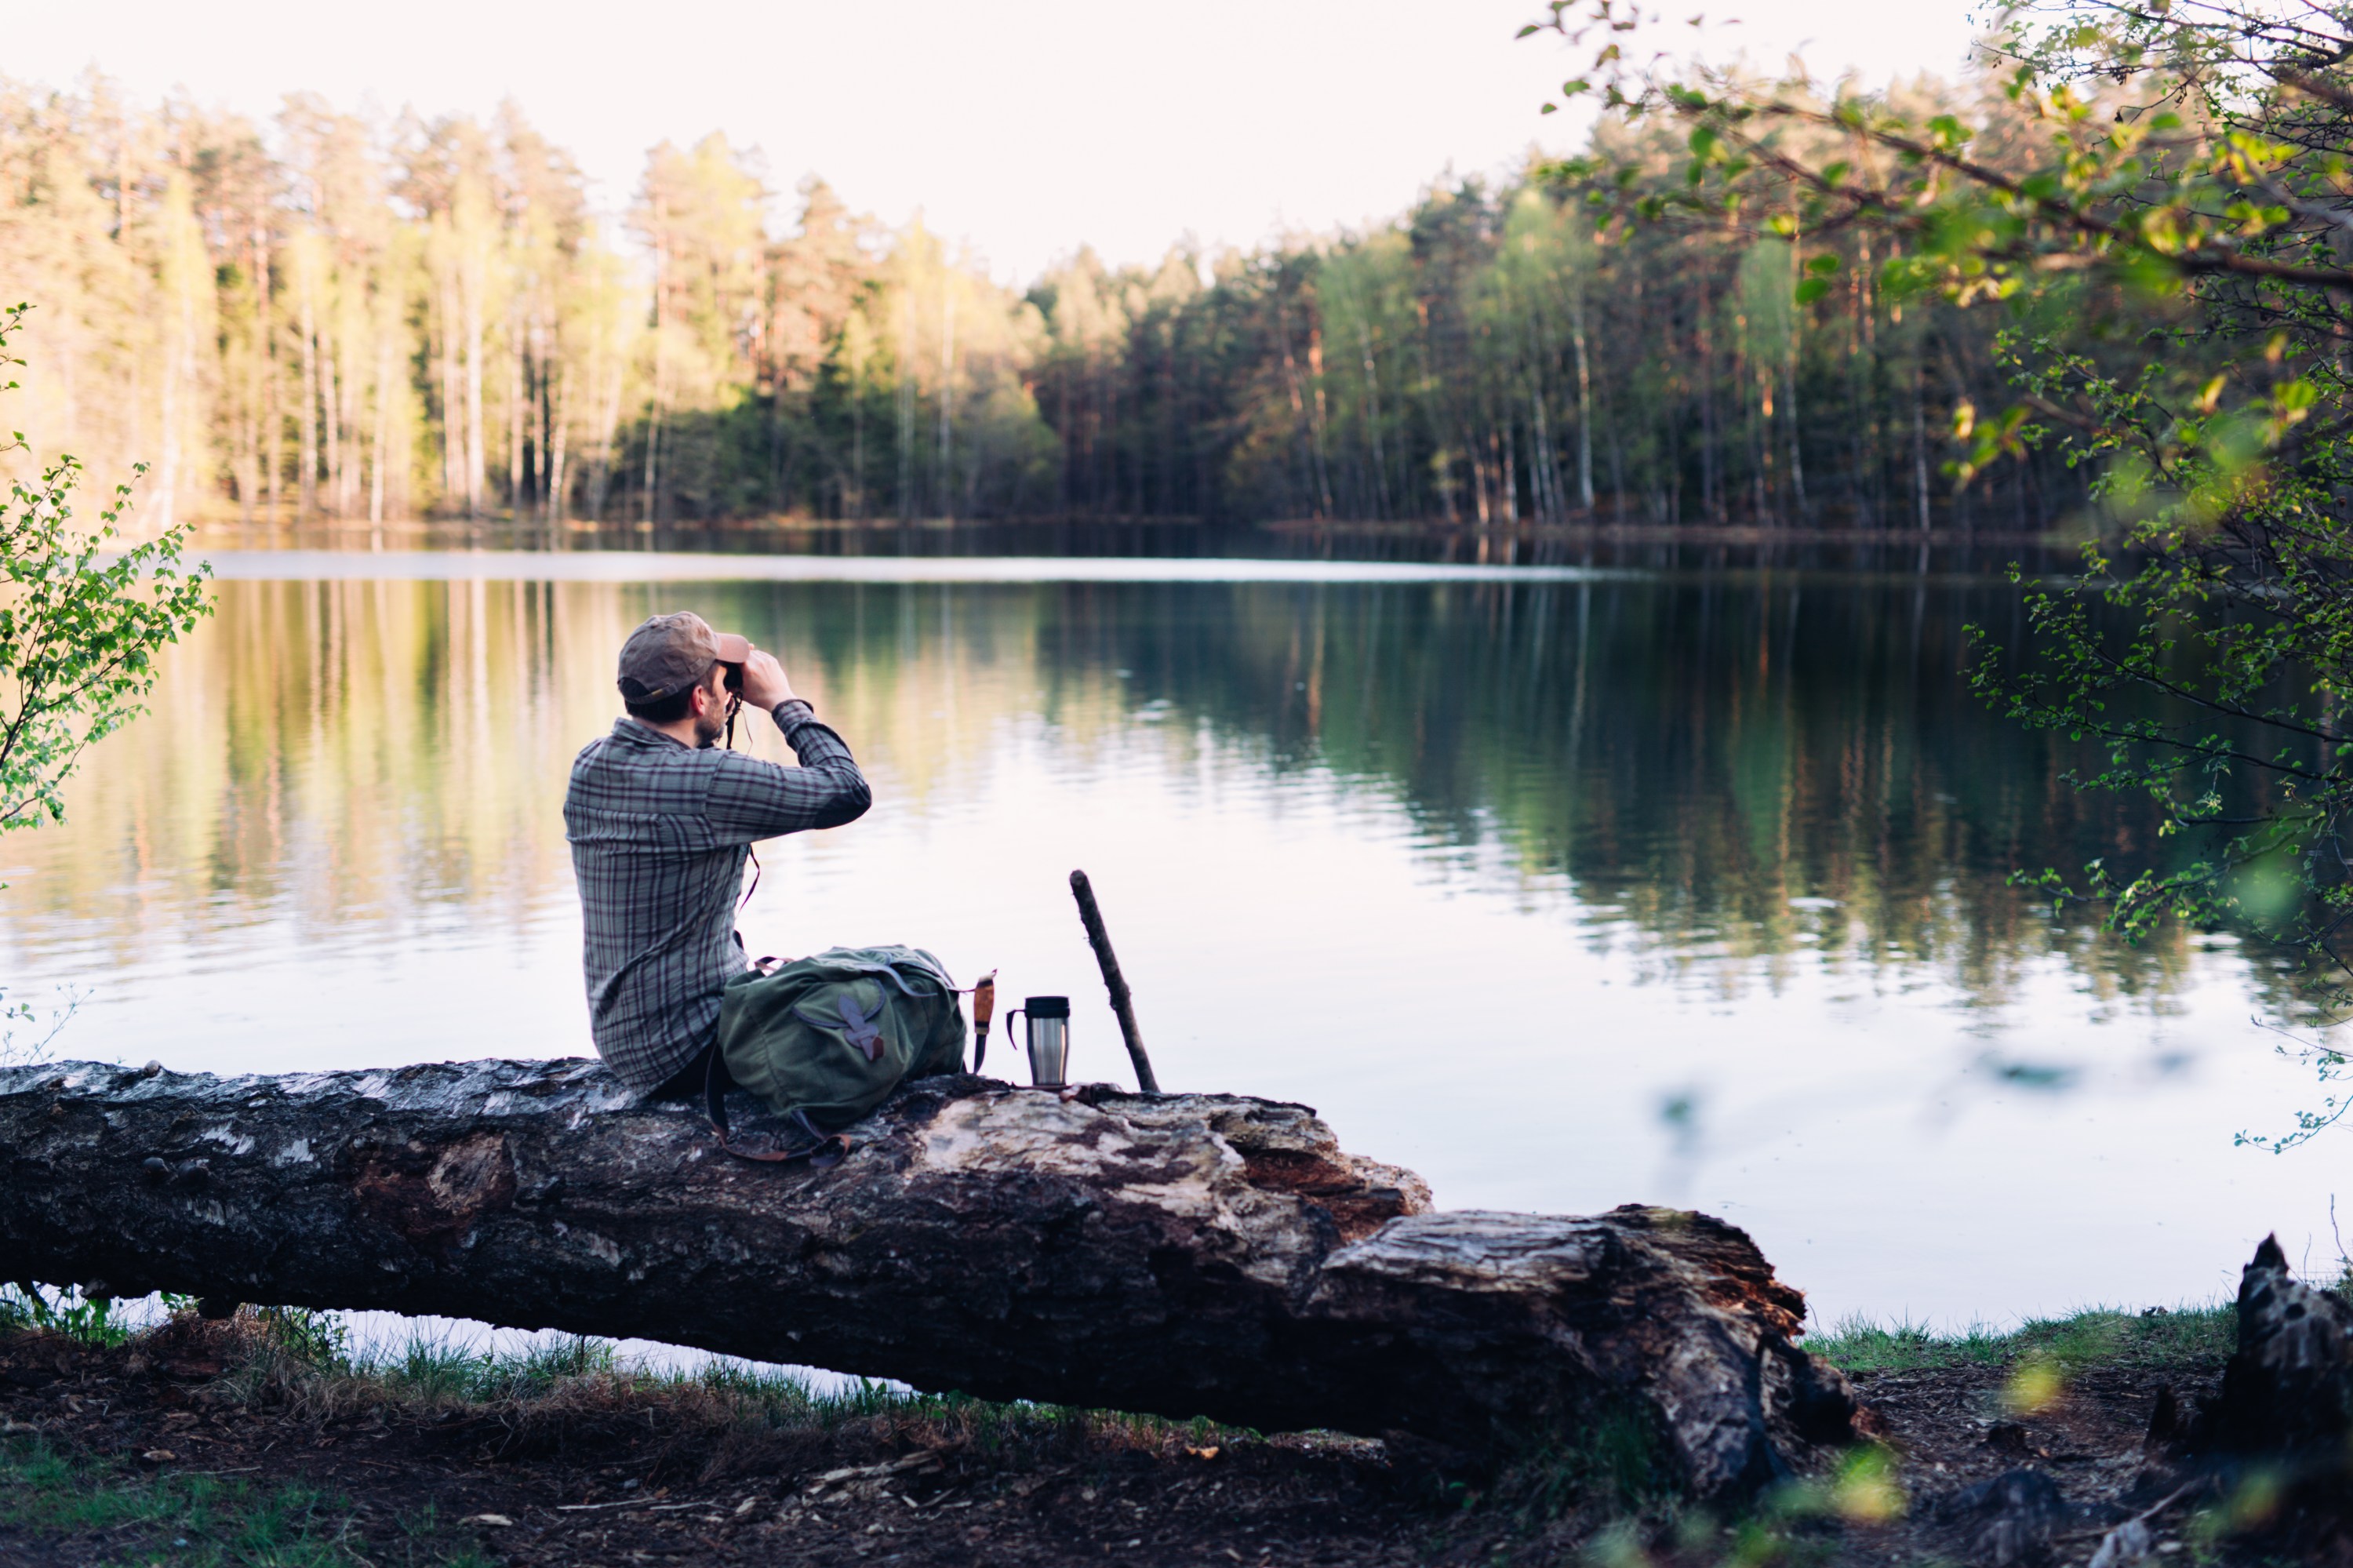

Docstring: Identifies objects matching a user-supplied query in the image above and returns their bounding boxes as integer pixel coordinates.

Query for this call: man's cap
[616,612,751,704]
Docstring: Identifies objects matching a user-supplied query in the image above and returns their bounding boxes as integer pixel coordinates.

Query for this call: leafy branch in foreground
[0,301,211,1062]
[1,303,213,835]
[1526,0,2353,1145]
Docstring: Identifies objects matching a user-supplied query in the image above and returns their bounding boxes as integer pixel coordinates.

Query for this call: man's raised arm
[707,649,871,839]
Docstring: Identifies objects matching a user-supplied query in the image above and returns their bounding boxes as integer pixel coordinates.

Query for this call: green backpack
[710,945,969,1160]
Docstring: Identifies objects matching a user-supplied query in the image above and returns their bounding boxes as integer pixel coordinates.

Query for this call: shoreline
[0,1298,2316,1567]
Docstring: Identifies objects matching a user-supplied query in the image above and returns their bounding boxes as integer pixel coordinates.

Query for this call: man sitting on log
[565,612,872,1099]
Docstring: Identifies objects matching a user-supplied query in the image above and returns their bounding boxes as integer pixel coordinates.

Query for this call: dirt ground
[0,1316,2339,1566]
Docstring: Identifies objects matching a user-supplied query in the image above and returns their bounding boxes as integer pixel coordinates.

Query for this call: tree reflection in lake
[1041,575,2196,997]
[0,569,2329,1324]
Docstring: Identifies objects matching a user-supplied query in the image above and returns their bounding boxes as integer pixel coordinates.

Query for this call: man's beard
[693,703,727,748]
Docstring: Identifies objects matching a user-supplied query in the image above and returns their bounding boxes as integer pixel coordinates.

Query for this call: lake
[0,550,2339,1333]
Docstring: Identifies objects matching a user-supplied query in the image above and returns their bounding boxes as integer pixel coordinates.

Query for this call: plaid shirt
[563,700,871,1089]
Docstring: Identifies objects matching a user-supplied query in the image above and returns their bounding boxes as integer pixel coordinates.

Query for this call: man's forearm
[766,700,871,828]
[772,699,849,763]
[700,702,872,839]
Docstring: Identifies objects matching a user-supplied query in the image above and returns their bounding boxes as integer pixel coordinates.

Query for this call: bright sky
[8,0,1980,284]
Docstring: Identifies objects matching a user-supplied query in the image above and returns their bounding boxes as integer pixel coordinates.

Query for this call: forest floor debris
[0,1298,2339,1566]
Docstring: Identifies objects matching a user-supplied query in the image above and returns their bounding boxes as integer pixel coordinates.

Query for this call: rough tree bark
[0,1059,1863,1497]
[2155,1235,2353,1457]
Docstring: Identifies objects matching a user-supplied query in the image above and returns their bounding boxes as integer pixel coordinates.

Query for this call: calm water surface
[1,556,2339,1330]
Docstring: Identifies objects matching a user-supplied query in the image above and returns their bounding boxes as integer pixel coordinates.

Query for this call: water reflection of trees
[1031,577,2261,1010]
[0,575,2304,1014]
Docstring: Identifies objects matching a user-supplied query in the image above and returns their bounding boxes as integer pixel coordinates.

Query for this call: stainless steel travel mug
[1002,995,1071,1088]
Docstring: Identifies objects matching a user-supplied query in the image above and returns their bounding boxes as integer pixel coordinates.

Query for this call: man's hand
[738,648,797,711]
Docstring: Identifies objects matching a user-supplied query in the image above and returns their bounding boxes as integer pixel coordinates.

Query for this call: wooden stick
[1069,869,1161,1093]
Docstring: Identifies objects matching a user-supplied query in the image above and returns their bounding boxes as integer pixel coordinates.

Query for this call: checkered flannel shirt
[564,700,871,1090]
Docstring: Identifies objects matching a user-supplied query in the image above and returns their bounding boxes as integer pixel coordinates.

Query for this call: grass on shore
[1806,1303,2240,1376]
[0,1286,2288,1566]
[261,1322,1224,1457]
[0,1289,866,1413]
[0,1293,1249,1566]
[1,1284,2257,1461]
[6,1285,2251,1416]
[0,1282,1237,1453]
[0,1429,495,1568]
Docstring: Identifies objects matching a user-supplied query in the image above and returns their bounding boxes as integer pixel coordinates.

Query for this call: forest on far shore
[1,71,2111,535]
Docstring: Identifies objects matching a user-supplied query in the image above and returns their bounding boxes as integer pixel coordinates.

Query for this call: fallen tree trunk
[0,1059,1861,1495]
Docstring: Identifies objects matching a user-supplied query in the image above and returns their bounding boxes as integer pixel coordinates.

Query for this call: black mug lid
[1022,995,1070,1017]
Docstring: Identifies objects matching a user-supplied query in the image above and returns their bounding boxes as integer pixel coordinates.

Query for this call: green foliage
[1,302,213,839]
[1528,0,2353,1144]
[15,74,2074,532]
[0,300,209,1070]
[357,1328,631,1403]
[1807,1315,2015,1373]
[0,1282,135,1346]
[1810,1304,2238,1373]
[1487,1403,1679,1524]
[0,984,73,1068]
[256,1306,351,1371]
[0,1430,482,1566]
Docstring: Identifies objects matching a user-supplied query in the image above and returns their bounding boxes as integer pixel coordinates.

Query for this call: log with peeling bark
[0,1058,1864,1496]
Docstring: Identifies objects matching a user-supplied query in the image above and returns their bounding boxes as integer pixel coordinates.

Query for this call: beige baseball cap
[616,612,751,704]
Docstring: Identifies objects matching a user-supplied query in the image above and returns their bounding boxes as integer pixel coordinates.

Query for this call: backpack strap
[704,1048,851,1168]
